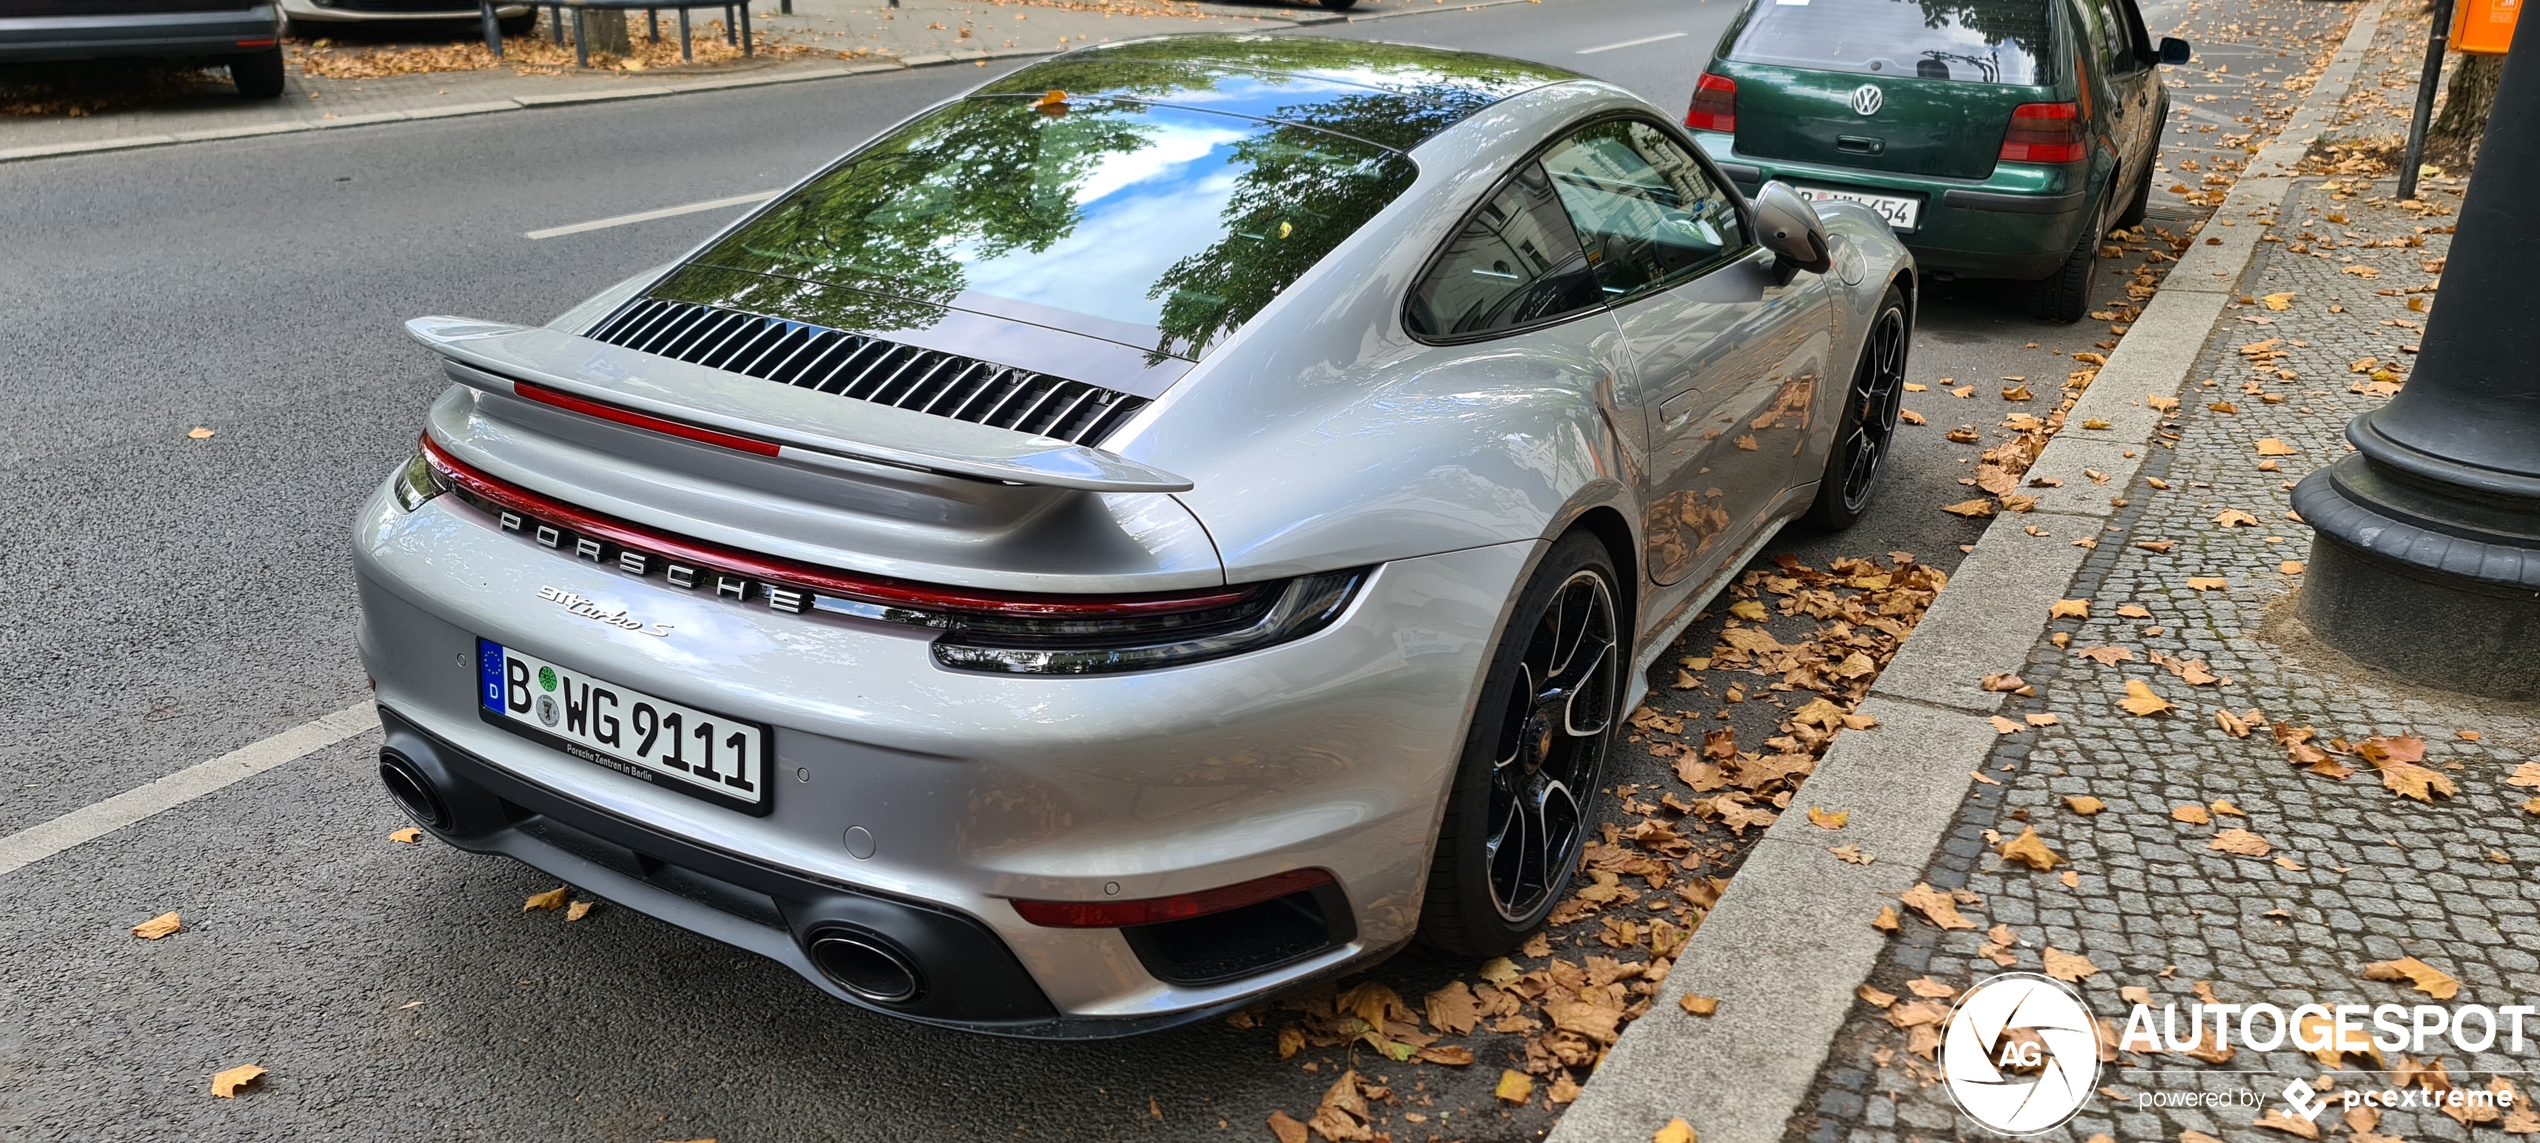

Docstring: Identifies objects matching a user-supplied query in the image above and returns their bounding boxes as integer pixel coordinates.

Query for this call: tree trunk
[583,8,633,57]
[2429,52,2504,158]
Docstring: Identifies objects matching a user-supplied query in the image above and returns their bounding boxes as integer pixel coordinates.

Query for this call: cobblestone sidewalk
[1782,61,2540,1143]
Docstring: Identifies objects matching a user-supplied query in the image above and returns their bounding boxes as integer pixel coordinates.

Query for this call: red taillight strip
[1686,71,1737,133]
[418,435,1250,619]
[1009,869,1336,928]
[512,380,782,458]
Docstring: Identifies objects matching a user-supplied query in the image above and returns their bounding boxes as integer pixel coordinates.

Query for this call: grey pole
[480,0,503,56]
[2399,0,2457,200]
[2292,32,2540,700]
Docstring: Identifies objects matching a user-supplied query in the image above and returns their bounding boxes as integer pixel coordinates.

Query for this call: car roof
[976,35,1585,152]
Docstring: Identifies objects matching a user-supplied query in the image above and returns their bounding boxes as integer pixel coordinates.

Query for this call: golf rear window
[1726,0,2055,85]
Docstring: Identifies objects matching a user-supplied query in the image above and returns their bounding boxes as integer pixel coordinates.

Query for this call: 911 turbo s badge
[538,585,675,638]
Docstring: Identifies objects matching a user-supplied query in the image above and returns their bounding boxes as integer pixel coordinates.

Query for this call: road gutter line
[1547,5,2386,1140]
[526,190,781,239]
[0,702,378,879]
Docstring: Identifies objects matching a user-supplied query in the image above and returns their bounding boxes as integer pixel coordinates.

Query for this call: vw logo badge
[1850,83,1885,116]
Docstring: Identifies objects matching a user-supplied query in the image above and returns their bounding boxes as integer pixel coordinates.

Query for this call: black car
[1,0,286,98]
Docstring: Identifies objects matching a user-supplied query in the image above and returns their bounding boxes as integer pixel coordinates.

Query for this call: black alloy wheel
[1484,568,1617,920]
[1803,286,1910,531]
[1419,533,1622,955]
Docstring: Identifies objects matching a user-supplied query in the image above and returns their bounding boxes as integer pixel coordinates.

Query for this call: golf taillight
[1999,102,2087,163]
[1686,72,1737,133]
[1010,869,1335,928]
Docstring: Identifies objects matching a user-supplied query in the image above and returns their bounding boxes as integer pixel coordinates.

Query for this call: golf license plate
[478,638,771,815]
[1790,184,1920,231]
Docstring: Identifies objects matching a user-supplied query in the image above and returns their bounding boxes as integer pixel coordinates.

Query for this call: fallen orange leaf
[1997,825,2064,871]
[210,1064,265,1098]
[2119,679,2174,717]
[132,912,182,940]
[2363,956,2460,1000]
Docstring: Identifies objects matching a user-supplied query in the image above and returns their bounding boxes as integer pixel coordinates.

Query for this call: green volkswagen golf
[1684,0,2189,321]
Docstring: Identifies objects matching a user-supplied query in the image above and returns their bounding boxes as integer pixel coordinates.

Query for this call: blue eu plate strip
[478,638,505,713]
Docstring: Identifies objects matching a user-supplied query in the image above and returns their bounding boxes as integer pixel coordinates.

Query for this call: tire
[230,48,286,99]
[1802,285,1910,531]
[499,10,538,35]
[1319,0,1359,10]
[1418,532,1624,957]
[2027,210,2099,323]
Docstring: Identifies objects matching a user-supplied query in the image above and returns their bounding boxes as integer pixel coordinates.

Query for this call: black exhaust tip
[807,929,923,1003]
[378,748,450,830]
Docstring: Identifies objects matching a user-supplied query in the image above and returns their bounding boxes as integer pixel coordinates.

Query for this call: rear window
[694,97,1417,360]
[1725,0,2056,85]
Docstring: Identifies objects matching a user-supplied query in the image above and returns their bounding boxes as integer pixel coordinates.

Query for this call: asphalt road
[0,0,2274,1134]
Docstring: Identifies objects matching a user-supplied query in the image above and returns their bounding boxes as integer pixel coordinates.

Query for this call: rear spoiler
[405,317,1193,494]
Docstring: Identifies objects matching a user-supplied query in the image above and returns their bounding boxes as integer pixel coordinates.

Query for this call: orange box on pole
[2451,0,2521,55]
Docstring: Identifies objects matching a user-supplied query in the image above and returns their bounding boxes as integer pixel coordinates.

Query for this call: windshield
[1726,0,2055,85]
[692,96,1418,360]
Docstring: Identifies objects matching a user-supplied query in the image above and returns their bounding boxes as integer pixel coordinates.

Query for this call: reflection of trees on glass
[1146,117,1412,359]
[693,99,1159,316]
[1727,0,2049,85]
[1911,0,2048,75]
[660,36,1556,359]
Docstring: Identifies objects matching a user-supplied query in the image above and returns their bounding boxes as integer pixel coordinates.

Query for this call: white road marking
[1575,30,1688,54]
[0,702,378,879]
[524,190,780,240]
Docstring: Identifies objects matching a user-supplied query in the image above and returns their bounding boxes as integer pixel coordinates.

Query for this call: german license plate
[478,638,771,815]
[1790,184,1921,231]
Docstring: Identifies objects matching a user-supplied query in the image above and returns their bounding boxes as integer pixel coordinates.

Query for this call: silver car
[354,34,1913,1036]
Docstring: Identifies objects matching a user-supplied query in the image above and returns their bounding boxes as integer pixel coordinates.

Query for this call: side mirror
[1750,183,1832,275]
[2159,36,2191,64]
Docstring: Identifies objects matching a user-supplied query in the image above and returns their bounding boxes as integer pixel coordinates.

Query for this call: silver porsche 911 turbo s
[354,34,1913,1037]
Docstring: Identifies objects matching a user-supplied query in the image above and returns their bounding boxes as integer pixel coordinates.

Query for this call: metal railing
[478,0,773,66]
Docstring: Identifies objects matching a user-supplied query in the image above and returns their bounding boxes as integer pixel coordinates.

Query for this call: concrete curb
[0,0,1548,165]
[1546,5,2386,1141]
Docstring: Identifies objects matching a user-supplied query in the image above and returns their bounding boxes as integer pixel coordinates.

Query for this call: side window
[1538,120,1747,303]
[2085,0,2134,70]
[1406,163,1604,339]
[2108,0,2154,64]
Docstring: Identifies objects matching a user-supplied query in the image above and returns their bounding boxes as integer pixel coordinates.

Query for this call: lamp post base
[2293,458,2540,701]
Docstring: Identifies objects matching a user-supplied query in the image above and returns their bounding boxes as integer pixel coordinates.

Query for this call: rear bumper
[352,473,1532,1032]
[1698,133,2094,280]
[0,6,278,62]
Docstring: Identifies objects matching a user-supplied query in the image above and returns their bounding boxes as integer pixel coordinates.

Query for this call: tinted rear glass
[1726,0,2055,85]
[694,97,1417,360]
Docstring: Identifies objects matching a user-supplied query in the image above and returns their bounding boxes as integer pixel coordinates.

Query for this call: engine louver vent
[586,298,1150,448]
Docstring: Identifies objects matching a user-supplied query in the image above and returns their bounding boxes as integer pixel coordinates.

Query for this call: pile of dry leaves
[291,22,815,79]
[1241,554,1945,1135]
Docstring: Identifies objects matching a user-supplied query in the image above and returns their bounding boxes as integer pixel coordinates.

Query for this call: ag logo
[1940,973,2100,1133]
[1850,83,1884,116]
